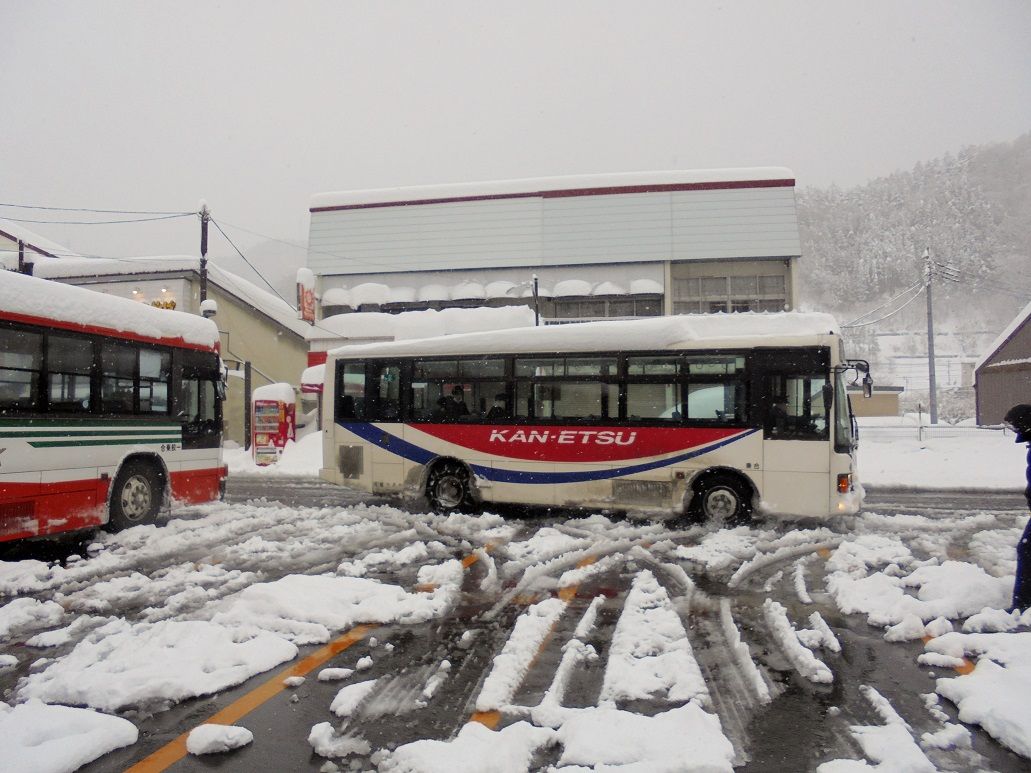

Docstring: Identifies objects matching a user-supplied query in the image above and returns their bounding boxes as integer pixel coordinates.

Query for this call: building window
[672,273,787,314]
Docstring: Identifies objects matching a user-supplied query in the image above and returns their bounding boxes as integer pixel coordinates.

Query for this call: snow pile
[600,570,708,703]
[0,597,65,639]
[186,724,254,755]
[308,723,371,759]
[926,632,1031,758]
[763,600,833,684]
[674,527,763,571]
[338,541,451,577]
[828,555,1012,630]
[555,703,735,772]
[330,679,379,717]
[224,432,323,476]
[380,720,555,773]
[210,566,463,645]
[477,598,566,711]
[0,699,138,773]
[19,619,297,711]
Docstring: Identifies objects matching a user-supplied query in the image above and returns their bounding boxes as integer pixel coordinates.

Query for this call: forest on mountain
[797,132,1031,341]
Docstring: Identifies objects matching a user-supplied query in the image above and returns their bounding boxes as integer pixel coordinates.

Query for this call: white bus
[0,270,226,542]
[319,313,870,523]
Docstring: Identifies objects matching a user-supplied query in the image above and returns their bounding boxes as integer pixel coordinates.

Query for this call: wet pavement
[2,477,1028,772]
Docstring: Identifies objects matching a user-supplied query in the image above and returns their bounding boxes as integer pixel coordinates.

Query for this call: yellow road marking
[469,710,501,728]
[127,541,501,771]
[126,624,377,772]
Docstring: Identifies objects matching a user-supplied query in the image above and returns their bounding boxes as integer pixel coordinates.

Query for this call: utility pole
[923,248,938,425]
[199,202,210,303]
[532,274,540,326]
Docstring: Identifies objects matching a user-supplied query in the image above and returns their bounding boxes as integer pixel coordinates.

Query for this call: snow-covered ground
[2,432,1029,771]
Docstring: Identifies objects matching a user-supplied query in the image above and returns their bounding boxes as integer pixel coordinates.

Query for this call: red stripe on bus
[170,467,223,504]
[0,309,218,353]
[411,424,744,463]
[0,466,224,542]
[0,479,107,540]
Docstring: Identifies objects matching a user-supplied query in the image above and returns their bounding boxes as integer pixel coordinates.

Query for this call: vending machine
[251,383,296,466]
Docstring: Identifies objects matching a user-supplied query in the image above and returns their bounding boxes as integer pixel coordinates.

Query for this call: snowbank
[0,699,138,773]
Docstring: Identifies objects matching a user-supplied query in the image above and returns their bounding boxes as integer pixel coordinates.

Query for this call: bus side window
[0,328,42,412]
[764,374,829,439]
[337,362,366,421]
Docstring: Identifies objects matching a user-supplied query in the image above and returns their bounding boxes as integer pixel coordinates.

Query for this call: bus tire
[107,460,164,531]
[691,472,752,526]
[426,461,473,513]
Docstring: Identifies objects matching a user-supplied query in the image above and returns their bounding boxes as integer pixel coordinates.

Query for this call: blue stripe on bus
[339,422,758,485]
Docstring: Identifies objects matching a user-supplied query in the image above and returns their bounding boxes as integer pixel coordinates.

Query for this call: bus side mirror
[862,374,873,399]
[822,382,834,406]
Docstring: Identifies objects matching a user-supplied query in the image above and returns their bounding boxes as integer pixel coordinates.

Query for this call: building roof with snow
[30,255,311,340]
[0,221,84,263]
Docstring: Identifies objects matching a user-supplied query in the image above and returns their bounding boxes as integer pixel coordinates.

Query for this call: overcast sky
[2,0,1029,283]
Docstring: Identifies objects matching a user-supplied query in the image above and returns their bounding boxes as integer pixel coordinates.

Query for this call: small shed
[848,386,903,418]
[975,301,1031,425]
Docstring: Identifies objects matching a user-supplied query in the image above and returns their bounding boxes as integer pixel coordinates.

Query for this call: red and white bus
[319,313,871,523]
[0,270,226,542]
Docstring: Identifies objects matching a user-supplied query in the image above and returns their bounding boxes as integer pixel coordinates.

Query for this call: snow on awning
[592,281,627,296]
[417,284,450,302]
[321,287,352,307]
[485,280,517,299]
[388,286,416,303]
[554,279,593,297]
[350,283,391,306]
[451,281,486,300]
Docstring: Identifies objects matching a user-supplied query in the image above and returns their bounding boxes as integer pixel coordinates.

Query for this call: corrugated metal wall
[976,317,1031,424]
[309,186,800,276]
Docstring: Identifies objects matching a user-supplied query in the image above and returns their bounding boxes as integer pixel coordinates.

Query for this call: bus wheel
[108,461,163,531]
[427,462,472,513]
[692,473,752,526]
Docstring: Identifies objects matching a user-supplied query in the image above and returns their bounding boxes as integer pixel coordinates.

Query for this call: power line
[844,281,924,326]
[0,212,195,226]
[0,202,191,215]
[210,218,294,307]
[842,284,926,329]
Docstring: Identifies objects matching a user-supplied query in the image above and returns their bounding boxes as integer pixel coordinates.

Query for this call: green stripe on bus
[0,418,180,427]
[0,430,182,439]
[0,431,181,439]
[27,439,180,448]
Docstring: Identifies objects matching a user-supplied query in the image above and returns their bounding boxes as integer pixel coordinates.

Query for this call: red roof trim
[0,309,218,353]
[311,178,796,213]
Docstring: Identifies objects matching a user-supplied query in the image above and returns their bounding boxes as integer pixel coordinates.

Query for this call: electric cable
[0,202,190,215]
[844,280,924,325]
[0,213,195,226]
[842,284,927,329]
[210,218,295,307]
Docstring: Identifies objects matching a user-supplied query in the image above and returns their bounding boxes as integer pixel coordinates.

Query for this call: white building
[307,168,802,323]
